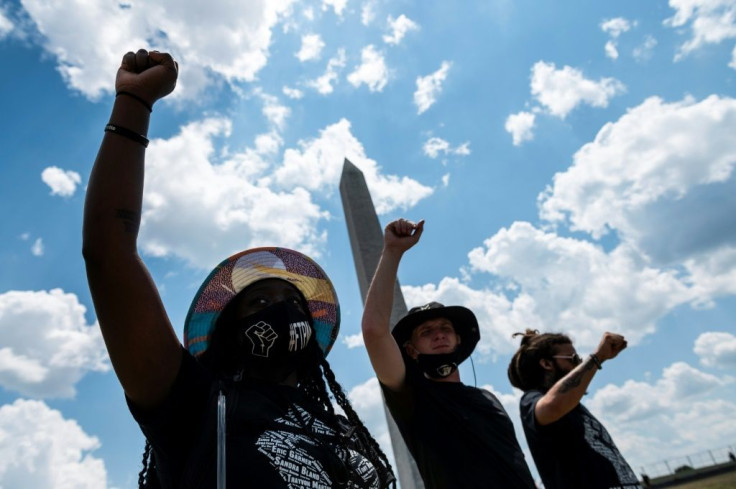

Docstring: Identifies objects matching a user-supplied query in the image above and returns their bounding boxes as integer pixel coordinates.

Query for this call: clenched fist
[116,49,178,108]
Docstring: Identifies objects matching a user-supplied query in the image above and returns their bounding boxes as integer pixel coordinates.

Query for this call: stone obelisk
[339,158,425,489]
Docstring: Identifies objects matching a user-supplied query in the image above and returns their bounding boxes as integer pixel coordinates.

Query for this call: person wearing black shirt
[361,218,536,489]
[83,48,395,489]
[508,329,642,489]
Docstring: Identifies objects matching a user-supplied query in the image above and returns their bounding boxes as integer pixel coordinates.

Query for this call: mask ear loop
[470,355,477,388]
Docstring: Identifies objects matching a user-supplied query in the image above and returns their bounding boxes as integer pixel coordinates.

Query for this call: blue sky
[1,0,735,487]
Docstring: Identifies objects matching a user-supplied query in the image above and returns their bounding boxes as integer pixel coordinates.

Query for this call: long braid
[319,357,397,489]
[137,439,161,489]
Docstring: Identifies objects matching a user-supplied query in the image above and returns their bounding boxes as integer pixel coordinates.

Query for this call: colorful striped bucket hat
[184,247,340,358]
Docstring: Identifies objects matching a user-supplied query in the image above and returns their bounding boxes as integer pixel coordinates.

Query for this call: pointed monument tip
[342,158,361,175]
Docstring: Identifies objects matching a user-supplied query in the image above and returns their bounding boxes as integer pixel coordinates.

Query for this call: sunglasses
[552,353,582,365]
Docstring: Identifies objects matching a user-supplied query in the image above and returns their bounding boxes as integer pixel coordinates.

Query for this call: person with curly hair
[508,329,641,489]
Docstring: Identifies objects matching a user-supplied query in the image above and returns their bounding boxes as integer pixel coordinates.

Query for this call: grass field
[664,470,736,489]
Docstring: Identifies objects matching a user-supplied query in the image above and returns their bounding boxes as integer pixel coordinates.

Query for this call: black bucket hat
[392,302,480,364]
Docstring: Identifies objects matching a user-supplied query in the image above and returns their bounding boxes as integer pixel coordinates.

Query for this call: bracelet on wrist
[589,354,603,370]
[104,123,149,148]
[116,91,153,113]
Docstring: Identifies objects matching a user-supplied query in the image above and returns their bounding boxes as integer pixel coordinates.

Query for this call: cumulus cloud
[0,289,109,398]
[665,0,736,61]
[347,45,389,92]
[138,117,431,268]
[538,95,736,269]
[530,61,625,118]
[257,91,291,130]
[347,377,395,465]
[505,111,536,146]
[361,0,377,25]
[296,33,325,62]
[605,40,619,59]
[587,362,734,469]
[383,14,419,45]
[731,45,736,69]
[601,17,633,38]
[307,48,347,94]
[0,399,107,488]
[342,332,364,348]
[406,222,691,354]
[633,35,657,62]
[414,61,451,114]
[0,8,13,38]
[323,0,347,17]
[273,118,433,213]
[20,0,295,100]
[30,238,44,257]
[282,86,304,99]
[694,331,736,368]
[41,166,81,197]
[423,137,471,159]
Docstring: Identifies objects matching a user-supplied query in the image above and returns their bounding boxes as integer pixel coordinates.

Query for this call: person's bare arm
[83,49,182,410]
[535,332,627,425]
[361,219,424,391]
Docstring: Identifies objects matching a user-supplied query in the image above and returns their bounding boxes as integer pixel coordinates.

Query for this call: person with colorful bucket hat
[83,49,395,489]
[360,218,536,488]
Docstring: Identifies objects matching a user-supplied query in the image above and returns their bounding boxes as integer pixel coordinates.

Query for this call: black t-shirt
[520,390,642,489]
[381,364,536,489]
[128,351,383,488]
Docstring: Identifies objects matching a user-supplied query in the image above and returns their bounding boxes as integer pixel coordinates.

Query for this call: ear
[539,358,554,372]
[404,342,419,360]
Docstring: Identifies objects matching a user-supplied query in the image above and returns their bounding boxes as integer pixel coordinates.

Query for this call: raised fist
[244,321,279,357]
[384,218,424,253]
[115,49,178,108]
[594,332,628,362]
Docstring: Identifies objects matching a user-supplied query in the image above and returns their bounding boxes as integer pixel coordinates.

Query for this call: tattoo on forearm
[558,358,597,394]
[116,209,141,233]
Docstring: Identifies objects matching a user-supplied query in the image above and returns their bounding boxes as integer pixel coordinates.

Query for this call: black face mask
[416,350,461,379]
[234,301,315,375]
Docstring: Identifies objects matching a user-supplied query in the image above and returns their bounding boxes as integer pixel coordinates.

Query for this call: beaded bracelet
[104,124,149,148]
[589,353,603,370]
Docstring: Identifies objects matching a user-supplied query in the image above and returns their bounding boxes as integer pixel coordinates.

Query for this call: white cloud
[274,118,433,214]
[30,238,44,257]
[296,33,325,62]
[0,8,13,38]
[347,377,395,466]
[347,45,389,92]
[731,44,736,69]
[257,91,291,130]
[0,289,109,398]
[665,0,736,61]
[41,166,81,197]
[441,173,450,187]
[633,35,657,62]
[538,95,736,269]
[530,61,625,118]
[605,40,619,59]
[0,399,107,488]
[139,118,327,266]
[306,48,347,94]
[694,331,736,368]
[138,117,431,268]
[505,111,536,146]
[342,333,364,348]
[361,0,377,25]
[601,17,633,38]
[282,86,304,99]
[586,362,735,470]
[423,137,471,159]
[383,14,419,45]
[414,61,452,114]
[322,0,347,17]
[20,0,295,100]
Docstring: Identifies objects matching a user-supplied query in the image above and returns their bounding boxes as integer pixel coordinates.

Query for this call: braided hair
[507,329,572,391]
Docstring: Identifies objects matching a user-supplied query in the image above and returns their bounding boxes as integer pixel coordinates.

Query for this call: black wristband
[116,91,153,113]
[104,124,149,148]
[589,354,603,370]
